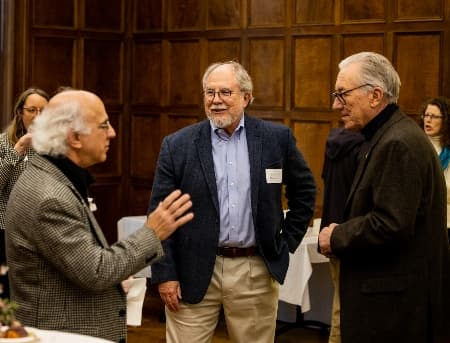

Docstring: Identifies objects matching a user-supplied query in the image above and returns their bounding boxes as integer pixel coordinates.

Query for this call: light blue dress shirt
[210,115,256,247]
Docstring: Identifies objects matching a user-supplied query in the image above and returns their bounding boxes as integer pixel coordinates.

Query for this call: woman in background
[0,87,49,298]
[420,96,450,244]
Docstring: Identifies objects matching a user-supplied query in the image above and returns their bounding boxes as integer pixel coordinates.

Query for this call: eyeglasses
[98,120,111,130]
[204,89,235,100]
[331,84,374,105]
[421,113,443,120]
[23,107,44,115]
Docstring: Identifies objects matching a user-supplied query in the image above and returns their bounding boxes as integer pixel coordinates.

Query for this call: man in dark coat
[319,52,450,343]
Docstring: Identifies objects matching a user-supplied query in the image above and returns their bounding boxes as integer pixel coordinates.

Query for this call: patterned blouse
[0,132,35,229]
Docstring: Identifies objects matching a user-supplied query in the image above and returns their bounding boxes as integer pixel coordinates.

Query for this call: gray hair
[202,61,254,104]
[31,101,91,157]
[339,52,401,104]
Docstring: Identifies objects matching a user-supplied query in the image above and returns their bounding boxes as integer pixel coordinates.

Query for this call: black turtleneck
[43,155,95,204]
[361,103,398,141]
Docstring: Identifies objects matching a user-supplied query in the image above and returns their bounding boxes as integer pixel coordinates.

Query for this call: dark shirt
[361,103,398,141]
[43,155,95,204]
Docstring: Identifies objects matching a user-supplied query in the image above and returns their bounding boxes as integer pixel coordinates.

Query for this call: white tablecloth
[117,216,329,314]
[0,327,114,343]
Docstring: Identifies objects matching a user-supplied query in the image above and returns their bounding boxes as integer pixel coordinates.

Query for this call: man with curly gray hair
[5,89,193,343]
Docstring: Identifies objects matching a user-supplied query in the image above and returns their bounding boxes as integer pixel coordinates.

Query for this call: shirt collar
[210,114,245,140]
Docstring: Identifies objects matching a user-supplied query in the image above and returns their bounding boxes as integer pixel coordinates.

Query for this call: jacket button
[119,309,126,317]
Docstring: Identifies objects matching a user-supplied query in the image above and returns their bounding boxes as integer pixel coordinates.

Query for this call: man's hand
[146,190,194,240]
[14,133,32,155]
[158,281,181,312]
[319,222,338,257]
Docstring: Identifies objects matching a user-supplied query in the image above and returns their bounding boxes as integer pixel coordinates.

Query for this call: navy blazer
[148,115,316,304]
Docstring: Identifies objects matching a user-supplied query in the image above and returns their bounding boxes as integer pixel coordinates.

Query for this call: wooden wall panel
[84,0,124,31]
[133,0,163,32]
[128,186,152,216]
[168,0,202,31]
[168,41,201,106]
[342,0,385,22]
[32,0,75,27]
[207,39,241,65]
[293,37,333,110]
[396,0,444,20]
[84,39,124,104]
[249,39,284,109]
[132,42,162,105]
[207,0,240,29]
[89,183,121,244]
[31,37,75,92]
[342,34,385,58]
[394,33,441,113]
[292,120,332,215]
[295,0,334,25]
[167,114,200,135]
[130,115,161,181]
[249,0,285,27]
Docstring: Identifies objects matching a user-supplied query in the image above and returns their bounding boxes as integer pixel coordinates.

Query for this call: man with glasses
[148,61,316,343]
[319,52,450,342]
[5,90,194,343]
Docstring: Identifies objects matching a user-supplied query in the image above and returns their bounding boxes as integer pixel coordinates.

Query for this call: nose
[332,97,343,110]
[108,125,117,138]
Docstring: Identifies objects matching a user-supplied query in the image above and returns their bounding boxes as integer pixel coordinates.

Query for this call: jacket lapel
[245,115,262,217]
[195,121,220,215]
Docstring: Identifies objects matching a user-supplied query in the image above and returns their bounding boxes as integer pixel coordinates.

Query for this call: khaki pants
[165,255,279,343]
[328,257,341,343]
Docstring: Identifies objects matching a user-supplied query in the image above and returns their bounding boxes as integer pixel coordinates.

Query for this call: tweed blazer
[148,115,316,303]
[5,155,164,343]
[0,132,35,229]
[331,109,450,342]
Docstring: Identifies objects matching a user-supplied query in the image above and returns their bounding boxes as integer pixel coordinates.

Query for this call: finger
[174,212,194,228]
[161,190,183,209]
[171,200,193,219]
[168,194,192,215]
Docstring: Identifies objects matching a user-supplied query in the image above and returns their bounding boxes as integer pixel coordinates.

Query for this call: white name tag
[266,169,282,183]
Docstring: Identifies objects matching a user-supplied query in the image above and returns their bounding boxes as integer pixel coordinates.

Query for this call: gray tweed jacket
[5,155,163,342]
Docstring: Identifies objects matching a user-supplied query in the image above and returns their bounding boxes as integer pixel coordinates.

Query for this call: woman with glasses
[0,87,49,298]
[419,96,450,243]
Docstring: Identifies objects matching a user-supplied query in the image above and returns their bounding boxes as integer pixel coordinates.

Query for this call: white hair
[339,52,401,104]
[31,101,91,157]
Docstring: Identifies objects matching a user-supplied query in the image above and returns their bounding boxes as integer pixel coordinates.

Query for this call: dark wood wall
[6,0,450,243]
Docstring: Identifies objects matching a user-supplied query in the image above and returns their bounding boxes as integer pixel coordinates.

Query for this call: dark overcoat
[332,109,450,343]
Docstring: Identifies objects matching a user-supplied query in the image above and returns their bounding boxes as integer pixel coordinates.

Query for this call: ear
[243,93,252,107]
[67,129,82,149]
[370,87,384,107]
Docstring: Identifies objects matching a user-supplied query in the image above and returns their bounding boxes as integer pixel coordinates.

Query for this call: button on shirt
[211,116,255,247]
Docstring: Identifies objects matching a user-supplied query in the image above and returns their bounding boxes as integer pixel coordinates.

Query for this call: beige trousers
[165,255,279,343]
[328,257,341,343]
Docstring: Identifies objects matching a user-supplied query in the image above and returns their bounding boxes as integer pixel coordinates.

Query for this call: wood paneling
[396,0,444,20]
[132,42,162,105]
[249,39,284,109]
[249,0,285,27]
[207,39,241,65]
[394,33,441,112]
[293,37,333,109]
[32,0,75,27]
[342,34,385,58]
[168,40,201,106]
[168,0,202,31]
[133,0,163,32]
[342,0,385,23]
[207,0,240,29]
[31,36,75,92]
[84,39,124,104]
[295,0,334,25]
[130,115,162,181]
[84,0,124,31]
[7,0,450,241]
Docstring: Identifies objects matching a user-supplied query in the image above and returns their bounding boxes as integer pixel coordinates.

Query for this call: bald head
[31,89,115,167]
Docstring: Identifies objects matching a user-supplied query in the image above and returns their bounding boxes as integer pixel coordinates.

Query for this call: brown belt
[217,246,258,258]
